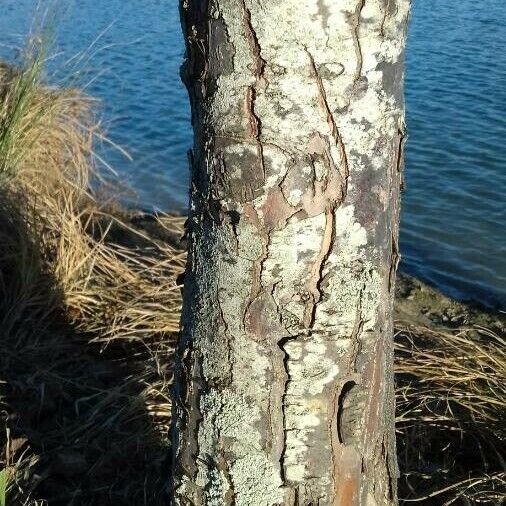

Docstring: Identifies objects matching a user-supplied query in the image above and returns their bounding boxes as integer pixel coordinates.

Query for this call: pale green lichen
[203,467,229,506]
[231,455,284,506]
[198,389,284,505]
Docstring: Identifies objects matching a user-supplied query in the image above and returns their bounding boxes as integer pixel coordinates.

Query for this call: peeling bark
[171,1,411,504]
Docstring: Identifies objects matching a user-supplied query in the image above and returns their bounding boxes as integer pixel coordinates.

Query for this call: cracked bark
[171,1,411,505]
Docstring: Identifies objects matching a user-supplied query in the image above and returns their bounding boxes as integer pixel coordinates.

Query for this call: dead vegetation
[0,37,504,506]
[396,324,505,505]
[0,40,184,505]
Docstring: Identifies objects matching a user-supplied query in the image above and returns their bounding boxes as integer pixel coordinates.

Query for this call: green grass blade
[0,467,6,506]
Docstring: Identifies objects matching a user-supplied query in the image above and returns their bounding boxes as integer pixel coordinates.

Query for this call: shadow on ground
[0,200,172,506]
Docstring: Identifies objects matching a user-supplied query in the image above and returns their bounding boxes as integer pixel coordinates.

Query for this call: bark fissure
[303,209,335,330]
[352,0,366,85]
[239,0,266,80]
[396,125,407,190]
[306,48,350,195]
[380,0,391,38]
[217,453,236,506]
[277,334,294,485]
[388,232,400,293]
[336,380,359,446]
[244,85,266,183]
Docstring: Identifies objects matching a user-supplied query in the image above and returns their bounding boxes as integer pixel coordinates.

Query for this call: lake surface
[0,0,504,308]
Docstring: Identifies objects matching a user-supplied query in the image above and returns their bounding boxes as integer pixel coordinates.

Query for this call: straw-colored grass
[0,32,504,506]
[0,38,184,505]
[395,324,505,505]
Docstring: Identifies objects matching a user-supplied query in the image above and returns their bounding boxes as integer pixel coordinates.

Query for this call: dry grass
[0,38,184,505]
[0,31,504,506]
[395,323,506,505]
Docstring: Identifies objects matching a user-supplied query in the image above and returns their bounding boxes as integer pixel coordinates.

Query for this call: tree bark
[171,1,410,504]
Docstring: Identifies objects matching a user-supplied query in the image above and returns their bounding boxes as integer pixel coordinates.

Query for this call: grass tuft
[0,468,5,506]
[396,323,505,505]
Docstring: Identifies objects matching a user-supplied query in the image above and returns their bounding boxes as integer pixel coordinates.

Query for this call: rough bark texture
[171,1,410,504]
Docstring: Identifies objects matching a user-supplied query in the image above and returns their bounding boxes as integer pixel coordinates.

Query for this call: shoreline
[127,209,506,328]
[394,271,505,332]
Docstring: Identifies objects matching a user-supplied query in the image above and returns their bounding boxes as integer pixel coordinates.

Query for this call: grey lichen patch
[236,212,264,261]
[317,259,382,335]
[195,231,253,382]
[313,205,382,329]
[261,214,326,325]
[318,62,346,81]
[282,334,348,484]
[198,389,284,506]
[203,467,229,506]
[231,455,284,506]
[317,0,332,28]
[200,389,250,437]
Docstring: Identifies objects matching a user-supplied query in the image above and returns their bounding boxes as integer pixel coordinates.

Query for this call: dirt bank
[395,271,505,331]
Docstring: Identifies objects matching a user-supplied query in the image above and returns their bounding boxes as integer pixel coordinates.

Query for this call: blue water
[0,0,504,308]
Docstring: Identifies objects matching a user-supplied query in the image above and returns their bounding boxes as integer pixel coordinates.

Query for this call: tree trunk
[171,1,410,504]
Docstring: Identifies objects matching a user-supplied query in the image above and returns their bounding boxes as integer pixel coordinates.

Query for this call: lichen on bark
[172,0,411,504]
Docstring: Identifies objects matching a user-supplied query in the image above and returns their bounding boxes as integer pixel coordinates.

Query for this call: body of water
[0,0,504,307]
